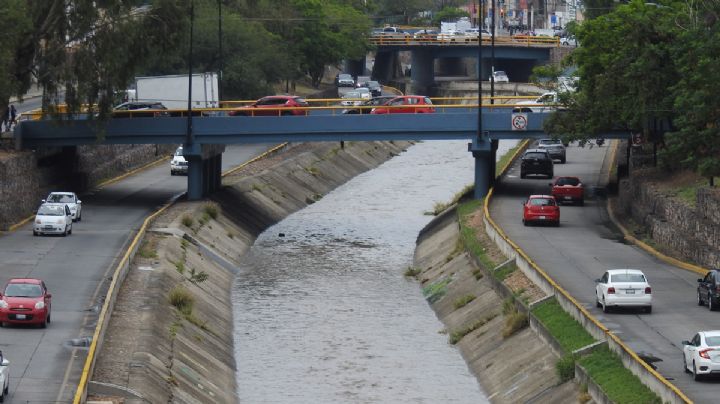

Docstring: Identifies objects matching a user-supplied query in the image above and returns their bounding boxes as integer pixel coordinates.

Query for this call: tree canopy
[543,0,720,181]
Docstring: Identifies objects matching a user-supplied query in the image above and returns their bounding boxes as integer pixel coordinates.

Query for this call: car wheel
[68,224,72,235]
[47,312,51,323]
[578,200,584,206]
[684,356,691,373]
[78,212,82,222]
[698,291,704,306]
[522,219,527,226]
[709,297,715,311]
[62,225,68,237]
[596,297,602,308]
[520,172,526,179]
[554,221,560,227]
[41,317,47,328]
[645,306,652,314]
[693,361,703,381]
[561,158,566,164]
[602,297,610,313]
[0,388,4,402]
[33,230,38,236]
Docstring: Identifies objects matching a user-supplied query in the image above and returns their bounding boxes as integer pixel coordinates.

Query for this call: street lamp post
[186,1,194,146]
[217,0,223,104]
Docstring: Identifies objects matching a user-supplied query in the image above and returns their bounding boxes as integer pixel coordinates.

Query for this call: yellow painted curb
[483,141,692,404]
[73,143,286,404]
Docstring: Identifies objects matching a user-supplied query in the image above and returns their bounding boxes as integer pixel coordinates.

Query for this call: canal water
[233,140,517,403]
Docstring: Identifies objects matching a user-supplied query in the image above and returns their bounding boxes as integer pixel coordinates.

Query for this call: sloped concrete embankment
[412,209,581,404]
[89,141,412,403]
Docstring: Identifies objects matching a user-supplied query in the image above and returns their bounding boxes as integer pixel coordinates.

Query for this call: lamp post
[217,0,223,104]
[490,0,496,105]
[186,1,194,146]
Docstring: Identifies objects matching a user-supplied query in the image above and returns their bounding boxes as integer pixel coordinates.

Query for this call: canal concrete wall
[88,141,413,403]
[413,208,584,404]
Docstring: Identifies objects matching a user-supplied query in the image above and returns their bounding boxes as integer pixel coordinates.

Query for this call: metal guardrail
[370,34,560,47]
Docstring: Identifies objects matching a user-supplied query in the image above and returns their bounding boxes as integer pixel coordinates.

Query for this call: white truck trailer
[127,72,219,110]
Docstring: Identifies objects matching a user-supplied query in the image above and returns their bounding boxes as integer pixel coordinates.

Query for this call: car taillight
[645,287,651,294]
[607,287,615,294]
[700,348,714,359]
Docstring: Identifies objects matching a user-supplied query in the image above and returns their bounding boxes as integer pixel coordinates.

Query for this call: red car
[370,95,435,114]
[0,279,52,328]
[522,195,560,227]
[229,95,310,116]
[550,176,584,205]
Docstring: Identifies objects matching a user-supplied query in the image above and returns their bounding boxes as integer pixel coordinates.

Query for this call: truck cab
[170,146,188,176]
[514,92,559,113]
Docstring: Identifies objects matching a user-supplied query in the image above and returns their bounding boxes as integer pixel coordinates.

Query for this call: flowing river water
[233,140,517,403]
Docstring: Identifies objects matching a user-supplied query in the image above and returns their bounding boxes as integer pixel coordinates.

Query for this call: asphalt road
[490,141,719,402]
[0,144,273,403]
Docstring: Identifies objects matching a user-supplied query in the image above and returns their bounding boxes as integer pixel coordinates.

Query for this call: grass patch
[304,166,320,176]
[169,285,194,316]
[445,239,464,263]
[251,183,263,192]
[427,184,474,215]
[227,231,234,239]
[449,313,498,344]
[457,199,497,271]
[453,294,476,309]
[493,263,517,281]
[138,240,158,259]
[666,179,704,207]
[502,298,528,338]
[531,298,595,352]
[181,214,194,228]
[174,260,185,274]
[556,354,577,382]
[422,278,451,304]
[472,269,484,280]
[203,203,218,220]
[578,346,661,404]
[404,266,422,277]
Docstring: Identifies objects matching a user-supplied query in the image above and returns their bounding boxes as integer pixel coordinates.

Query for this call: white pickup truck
[514,92,559,113]
[0,352,9,402]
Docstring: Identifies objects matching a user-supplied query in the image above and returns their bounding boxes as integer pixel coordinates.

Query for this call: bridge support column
[372,51,396,82]
[469,136,493,199]
[184,143,226,201]
[345,58,367,77]
[411,49,435,95]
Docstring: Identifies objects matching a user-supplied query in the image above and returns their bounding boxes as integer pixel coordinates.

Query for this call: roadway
[0,143,273,403]
[489,142,719,402]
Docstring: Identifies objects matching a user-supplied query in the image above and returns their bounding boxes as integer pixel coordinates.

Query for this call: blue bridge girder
[16,111,630,148]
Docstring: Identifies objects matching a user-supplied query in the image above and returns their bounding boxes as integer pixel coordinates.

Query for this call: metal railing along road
[370,34,560,47]
[19,96,545,120]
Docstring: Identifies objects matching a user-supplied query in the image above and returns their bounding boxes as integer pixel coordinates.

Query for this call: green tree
[375,0,434,25]
[432,7,469,26]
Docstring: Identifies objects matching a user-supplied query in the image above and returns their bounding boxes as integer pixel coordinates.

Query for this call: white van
[170,146,188,176]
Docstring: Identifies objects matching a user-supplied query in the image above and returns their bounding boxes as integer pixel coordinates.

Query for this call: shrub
[203,203,218,219]
[472,269,484,280]
[502,308,528,338]
[138,241,157,259]
[453,294,476,310]
[422,278,451,304]
[449,314,497,344]
[556,354,577,382]
[181,214,194,228]
[169,286,194,316]
[404,267,422,277]
[174,261,185,274]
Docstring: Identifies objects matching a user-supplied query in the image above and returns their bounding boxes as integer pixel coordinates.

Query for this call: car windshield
[556,177,580,186]
[344,92,360,98]
[174,149,183,156]
[38,205,66,216]
[705,336,720,346]
[5,283,43,298]
[47,194,74,203]
[524,152,547,159]
[530,198,555,206]
[610,274,646,283]
[339,74,352,80]
[495,71,506,76]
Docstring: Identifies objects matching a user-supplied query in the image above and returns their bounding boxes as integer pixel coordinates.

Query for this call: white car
[170,146,188,176]
[682,330,720,380]
[514,92,559,113]
[595,269,652,313]
[340,91,367,107]
[43,192,82,221]
[33,203,73,236]
[490,71,509,83]
[0,352,9,402]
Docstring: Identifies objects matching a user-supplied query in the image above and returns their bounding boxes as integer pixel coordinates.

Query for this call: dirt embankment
[88,141,412,403]
[412,208,586,403]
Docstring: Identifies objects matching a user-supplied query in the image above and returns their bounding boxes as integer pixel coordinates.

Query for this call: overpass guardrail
[370,34,560,47]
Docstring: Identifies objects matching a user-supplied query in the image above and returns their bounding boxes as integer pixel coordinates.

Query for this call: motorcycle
[596,138,605,146]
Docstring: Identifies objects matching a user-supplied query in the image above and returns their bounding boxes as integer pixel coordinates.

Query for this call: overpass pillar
[184,143,226,201]
[345,58,367,77]
[411,49,435,95]
[372,51,395,82]
[469,136,493,199]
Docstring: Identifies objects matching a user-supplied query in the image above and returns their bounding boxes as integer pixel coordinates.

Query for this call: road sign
[512,113,528,131]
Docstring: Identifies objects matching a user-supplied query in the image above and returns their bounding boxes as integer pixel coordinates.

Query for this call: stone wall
[0,144,175,229]
[617,171,720,269]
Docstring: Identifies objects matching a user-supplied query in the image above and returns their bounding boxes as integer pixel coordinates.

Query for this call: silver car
[43,192,82,221]
[537,139,566,164]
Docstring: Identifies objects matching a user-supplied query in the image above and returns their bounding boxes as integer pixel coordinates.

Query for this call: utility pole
[490,0,496,104]
[217,0,223,104]
[186,1,194,146]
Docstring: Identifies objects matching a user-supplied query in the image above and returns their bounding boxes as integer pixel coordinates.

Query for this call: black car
[363,81,383,97]
[520,149,554,179]
[697,270,720,311]
[342,96,395,114]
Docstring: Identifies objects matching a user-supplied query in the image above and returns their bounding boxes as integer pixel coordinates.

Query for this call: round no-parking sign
[512,113,528,131]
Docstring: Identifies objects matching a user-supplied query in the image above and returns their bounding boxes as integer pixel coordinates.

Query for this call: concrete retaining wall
[617,172,720,269]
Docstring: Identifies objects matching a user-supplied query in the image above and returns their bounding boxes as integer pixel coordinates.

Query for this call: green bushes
[453,294,476,310]
[169,285,194,316]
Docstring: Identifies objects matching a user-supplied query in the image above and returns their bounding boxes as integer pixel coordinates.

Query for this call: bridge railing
[370,34,560,47]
